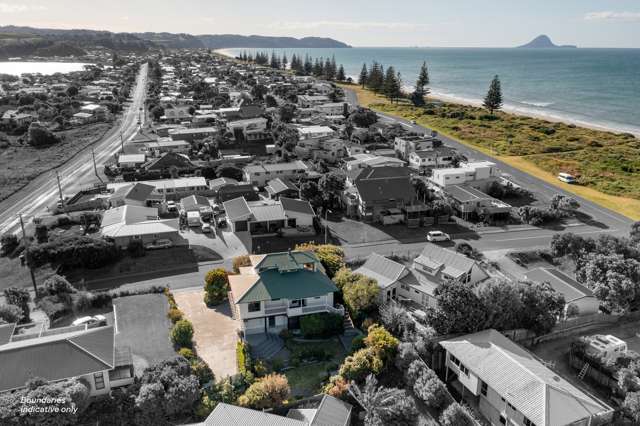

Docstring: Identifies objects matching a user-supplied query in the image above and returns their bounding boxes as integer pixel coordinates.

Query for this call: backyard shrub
[364,324,399,362]
[191,360,215,386]
[0,233,19,256]
[167,308,184,323]
[395,342,420,370]
[73,291,94,312]
[42,274,76,297]
[439,402,475,426]
[178,347,196,360]
[34,224,48,244]
[299,313,343,338]
[170,319,194,348]
[36,296,71,322]
[414,376,450,410]
[342,274,380,318]
[127,239,145,258]
[238,373,290,409]
[254,359,270,377]
[350,335,365,353]
[338,347,383,381]
[323,375,349,399]
[203,268,229,306]
[232,255,251,273]
[90,292,112,308]
[236,340,253,377]
[0,304,23,323]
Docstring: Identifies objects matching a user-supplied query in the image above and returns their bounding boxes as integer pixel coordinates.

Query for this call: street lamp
[324,209,332,244]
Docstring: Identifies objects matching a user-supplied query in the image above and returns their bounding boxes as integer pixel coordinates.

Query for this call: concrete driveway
[174,289,239,379]
[181,227,249,258]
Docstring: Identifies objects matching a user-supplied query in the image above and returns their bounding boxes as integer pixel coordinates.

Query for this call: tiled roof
[222,197,252,221]
[441,330,611,426]
[0,326,115,393]
[281,197,315,216]
[354,176,415,203]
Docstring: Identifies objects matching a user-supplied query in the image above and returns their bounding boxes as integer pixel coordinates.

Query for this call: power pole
[91,149,103,183]
[55,171,67,214]
[120,131,125,152]
[19,214,38,296]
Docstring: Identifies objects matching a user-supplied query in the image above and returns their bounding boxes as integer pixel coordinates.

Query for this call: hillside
[195,34,351,49]
[0,34,86,59]
[518,35,577,49]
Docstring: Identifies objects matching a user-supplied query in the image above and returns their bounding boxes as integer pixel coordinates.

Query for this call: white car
[427,230,450,242]
[201,223,213,233]
[145,239,173,250]
[72,315,107,327]
[166,201,178,212]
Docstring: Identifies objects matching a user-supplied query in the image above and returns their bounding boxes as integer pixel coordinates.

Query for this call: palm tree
[348,374,406,425]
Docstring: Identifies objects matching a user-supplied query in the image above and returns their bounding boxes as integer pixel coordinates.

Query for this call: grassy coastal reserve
[340,82,640,220]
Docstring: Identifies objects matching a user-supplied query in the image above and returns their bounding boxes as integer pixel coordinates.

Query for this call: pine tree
[367,62,384,93]
[483,75,503,115]
[358,63,368,88]
[281,53,288,70]
[416,62,430,95]
[324,57,334,80]
[336,65,346,82]
[304,55,313,75]
[270,52,280,69]
[383,66,402,102]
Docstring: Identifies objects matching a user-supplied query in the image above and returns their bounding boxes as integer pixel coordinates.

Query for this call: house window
[94,372,105,390]
[289,299,307,308]
[480,381,488,396]
[248,301,261,312]
[507,402,515,411]
[449,354,460,367]
[460,364,469,376]
[499,416,506,425]
[523,418,536,426]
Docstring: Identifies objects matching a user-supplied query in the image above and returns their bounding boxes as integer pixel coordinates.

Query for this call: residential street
[0,63,149,236]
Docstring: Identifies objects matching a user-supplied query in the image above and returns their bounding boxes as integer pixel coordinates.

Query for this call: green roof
[237,268,338,303]
[255,251,320,272]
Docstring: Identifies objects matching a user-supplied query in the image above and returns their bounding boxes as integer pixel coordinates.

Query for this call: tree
[299,181,322,208]
[410,90,426,107]
[349,107,378,128]
[363,324,399,362]
[623,391,640,423]
[426,280,486,335]
[4,287,30,323]
[517,281,565,334]
[358,63,368,88]
[170,319,194,348]
[477,279,523,330]
[0,304,23,324]
[416,61,430,96]
[250,84,268,100]
[28,123,61,147]
[382,66,402,102]
[336,65,346,82]
[618,361,640,393]
[238,373,290,409]
[349,374,416,426]
[232,255,251,273]
[483,75,503,115]
[204,268,229,306]
[0,233,19,256]
[379,303,415,338]
[551,194,580,212]
[343,275,379,316]
[215,164,243,181]
[150,105,164,121]
[278,103,296,123]
[631,221,640,244]
[295,243,345,278]
[318,170,346,210]
[340,348,384,381]
[66,86,78,97]
[550,232,594,261]
[440,402,474,426]
[333,267,360,290]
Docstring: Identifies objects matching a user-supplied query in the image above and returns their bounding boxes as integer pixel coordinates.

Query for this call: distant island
[0,25,350,59]
[517,35,577,49]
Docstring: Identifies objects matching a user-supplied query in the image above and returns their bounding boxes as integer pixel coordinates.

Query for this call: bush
[127,239,145,258]
[323,375,349,399]
[167,308,184,323]
[0,304,23,323]
[178,347,196,360]
[415,376,449,410]
[42,274,76,297]
[73,291,94,312]
[350,335,365,353]
[0,233,19,256]
[203,268,229,306]
[90,292,112,308]
[364,324,399,362]
[339,347,383,381]
[4,287,30,322]
[27,236,120,269]
[236,340,253,377]
[36,296,71,322]
[238,373,290,409]
[170,319,194,348]
[191,360,215,386]
[28,123,61,147]
[343,274,380,317]
[299,313,344,338]
[440,402,475,426]
[232,255,251,273]
[395,342,420,370]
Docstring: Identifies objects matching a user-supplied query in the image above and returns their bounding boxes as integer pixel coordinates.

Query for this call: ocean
[222,47,640,135]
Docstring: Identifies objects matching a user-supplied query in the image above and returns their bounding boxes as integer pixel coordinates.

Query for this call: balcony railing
[264,305,288,315]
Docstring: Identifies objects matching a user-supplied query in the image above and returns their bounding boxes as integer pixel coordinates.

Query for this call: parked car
[427,230,450,242]
[557,172,576,184]
[166,201,178,212]
[72,315,107,327]
[201,223,213,234]
[145,239,173,250]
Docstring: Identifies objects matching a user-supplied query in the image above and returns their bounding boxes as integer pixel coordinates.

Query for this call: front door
[268,316,276,329]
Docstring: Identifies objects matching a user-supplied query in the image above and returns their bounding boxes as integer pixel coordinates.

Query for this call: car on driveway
[166,201,178,212]
[201,223,213,234]
[427,230,450,242]
[216,217,227,228]
[72,315,107,327]
[145,239,173,250]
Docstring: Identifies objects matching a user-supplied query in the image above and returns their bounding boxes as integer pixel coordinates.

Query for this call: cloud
[0,3,47,13]
[584,11,640,22]
[267,20,428,31]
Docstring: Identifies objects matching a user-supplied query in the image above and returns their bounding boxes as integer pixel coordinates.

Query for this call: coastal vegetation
[339,82,640,219]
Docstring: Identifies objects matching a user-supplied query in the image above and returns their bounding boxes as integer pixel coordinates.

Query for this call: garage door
[235,220,248,232]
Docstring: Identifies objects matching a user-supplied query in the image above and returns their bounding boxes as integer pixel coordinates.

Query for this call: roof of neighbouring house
[524,268,594,302]
[0,325,115,393]
[414,243,477,278]
[209,177,238,191]
[440,329,612,426]
[355,253,408,289]
[111,183,156,203]
[266,178,298,195]
[235,268,338,303]
[180,194,210,211]
[222,197,252,221]
[101,205,159,229]
[354,175,415,203]
[281,197,315,216]
[0,323,16,346]
[444,185,492,203]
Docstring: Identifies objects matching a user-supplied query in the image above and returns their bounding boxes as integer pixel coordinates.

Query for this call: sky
[1,0,640,47]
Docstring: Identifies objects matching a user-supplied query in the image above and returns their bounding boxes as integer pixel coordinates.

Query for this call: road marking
[495,228,618,242]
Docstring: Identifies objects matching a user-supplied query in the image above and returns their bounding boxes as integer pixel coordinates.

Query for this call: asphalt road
[0,64,149,236]
[343,88,633,253]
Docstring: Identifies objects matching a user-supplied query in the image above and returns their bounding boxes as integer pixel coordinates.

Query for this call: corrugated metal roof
[251,204,286,222]
[223,197,252,221]
[311,394,352,426]
[416,243,475,276]
[355,253,407,289]
[440,329,611,426]
[525,268,593,302]
[281,197,315,216]
[237,268,338,304]
[204,403,306,426]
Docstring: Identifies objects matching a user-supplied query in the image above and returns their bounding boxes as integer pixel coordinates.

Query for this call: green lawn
[0,256,56,291]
